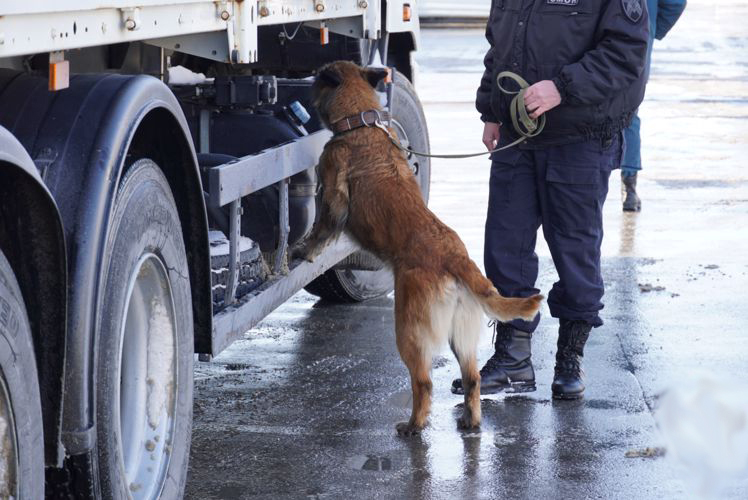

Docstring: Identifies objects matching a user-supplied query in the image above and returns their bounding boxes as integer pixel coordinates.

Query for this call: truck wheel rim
[0,373,18,499]
[117,253,178,498]
[390,119,420,177]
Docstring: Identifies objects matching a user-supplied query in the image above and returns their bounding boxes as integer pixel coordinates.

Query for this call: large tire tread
[303,273,359,304]
[94,159,193,499]
[0,249,44,499]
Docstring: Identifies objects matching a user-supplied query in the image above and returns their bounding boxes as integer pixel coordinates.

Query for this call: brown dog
[297,61,543,435]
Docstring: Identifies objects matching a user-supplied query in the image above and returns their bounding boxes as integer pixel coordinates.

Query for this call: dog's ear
[317,67,342,88]
[362,67,390,89]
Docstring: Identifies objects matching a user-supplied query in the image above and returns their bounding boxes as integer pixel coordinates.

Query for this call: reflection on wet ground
[186,1,748,498]
[618,213,639,256]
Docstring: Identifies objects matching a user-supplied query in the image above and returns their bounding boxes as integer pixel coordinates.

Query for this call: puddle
[388,390,412,409]
[224,363,250,371]
[348,454,392,471]
[585,399,618,410]
[638,283,666,293]
[654,179,745,190]
[218,483,246,498]
[624,447,667,459]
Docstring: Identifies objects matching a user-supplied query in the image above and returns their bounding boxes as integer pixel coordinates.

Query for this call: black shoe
[622,173,641,212]
[451,322,536,395]
[551,319,592,400]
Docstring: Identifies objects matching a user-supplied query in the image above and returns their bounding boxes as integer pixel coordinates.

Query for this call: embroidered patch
[547,0,579,5]
[621,0,644,23]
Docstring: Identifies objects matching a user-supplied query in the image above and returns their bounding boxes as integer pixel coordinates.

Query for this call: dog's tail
[453,258,542,322]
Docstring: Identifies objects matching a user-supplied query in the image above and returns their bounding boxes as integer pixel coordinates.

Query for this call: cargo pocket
[487,163,516,218]
[545,161,602,232]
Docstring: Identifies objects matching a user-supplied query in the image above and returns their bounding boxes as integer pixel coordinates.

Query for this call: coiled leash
[377,71,545,159]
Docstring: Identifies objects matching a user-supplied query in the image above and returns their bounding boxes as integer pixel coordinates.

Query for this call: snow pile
[656,377,748,498]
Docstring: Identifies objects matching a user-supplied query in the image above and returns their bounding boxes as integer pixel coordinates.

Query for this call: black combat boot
[622,172,641,212]
[551,320,592,400]
[451,322,535,395]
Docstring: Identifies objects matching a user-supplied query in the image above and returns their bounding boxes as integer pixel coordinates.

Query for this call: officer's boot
[622,172,641,212]
[451,322,535,395]
[551,320,592,400]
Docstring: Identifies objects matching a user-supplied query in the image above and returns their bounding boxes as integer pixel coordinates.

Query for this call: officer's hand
[524,80,561,120]
[482,122,501,151]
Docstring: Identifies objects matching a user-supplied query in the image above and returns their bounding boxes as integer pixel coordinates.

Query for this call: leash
[376,71,545,159]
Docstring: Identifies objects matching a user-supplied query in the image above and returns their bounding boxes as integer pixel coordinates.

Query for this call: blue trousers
[621,113,641,176]
[622,41,652,177]
[485,136,621,333]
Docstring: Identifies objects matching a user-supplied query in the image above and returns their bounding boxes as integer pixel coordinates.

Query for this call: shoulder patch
[621,0,644,23]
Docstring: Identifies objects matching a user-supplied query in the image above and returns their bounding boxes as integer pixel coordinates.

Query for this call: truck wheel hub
[117,253,178,498]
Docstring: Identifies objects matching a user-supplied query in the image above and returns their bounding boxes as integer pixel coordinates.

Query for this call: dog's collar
[331,109,390,135]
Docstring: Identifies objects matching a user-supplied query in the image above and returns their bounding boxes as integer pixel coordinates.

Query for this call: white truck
[419,0,490,19]
[0,2,429,497]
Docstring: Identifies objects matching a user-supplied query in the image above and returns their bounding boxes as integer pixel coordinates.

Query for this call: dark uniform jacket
[476,0,650,146]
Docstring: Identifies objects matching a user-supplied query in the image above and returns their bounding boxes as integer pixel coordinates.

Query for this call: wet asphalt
[185,1,748,498]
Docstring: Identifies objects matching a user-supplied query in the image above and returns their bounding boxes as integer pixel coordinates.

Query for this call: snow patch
[146,297,175,430]
[167,65,211,85]
[209,230,255,258]
[0,399,13,499]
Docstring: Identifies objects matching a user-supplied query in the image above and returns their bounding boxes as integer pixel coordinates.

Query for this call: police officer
[452,0,650,399]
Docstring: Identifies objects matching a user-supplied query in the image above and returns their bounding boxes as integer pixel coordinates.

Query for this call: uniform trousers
[484,135,622,333]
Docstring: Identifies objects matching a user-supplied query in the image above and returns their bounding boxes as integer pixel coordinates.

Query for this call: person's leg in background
[452,147,541,395]
[621,24,655,213]
[621,113,642,212]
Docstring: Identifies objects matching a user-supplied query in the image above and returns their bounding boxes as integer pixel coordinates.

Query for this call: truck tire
[95,159,193,499]
[304,70,430,302]
[0,249,44,499]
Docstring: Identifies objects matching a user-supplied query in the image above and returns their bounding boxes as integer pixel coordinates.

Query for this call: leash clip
[361,110,382,127]
[373,119,390,135]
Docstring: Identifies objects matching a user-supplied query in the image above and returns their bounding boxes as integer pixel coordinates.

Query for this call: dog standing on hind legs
[295,61,543,436]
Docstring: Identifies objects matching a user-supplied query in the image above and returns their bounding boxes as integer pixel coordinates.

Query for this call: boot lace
[556,321,589,376]
[555,355,581,376]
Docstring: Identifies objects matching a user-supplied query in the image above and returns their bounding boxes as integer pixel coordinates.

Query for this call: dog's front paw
[292,244,316,263]
[396,422,423,437]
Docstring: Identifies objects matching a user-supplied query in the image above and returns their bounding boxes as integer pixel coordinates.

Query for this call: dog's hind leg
[394,270,438,437]
[449,286,484,430]
[395,321,433,437]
